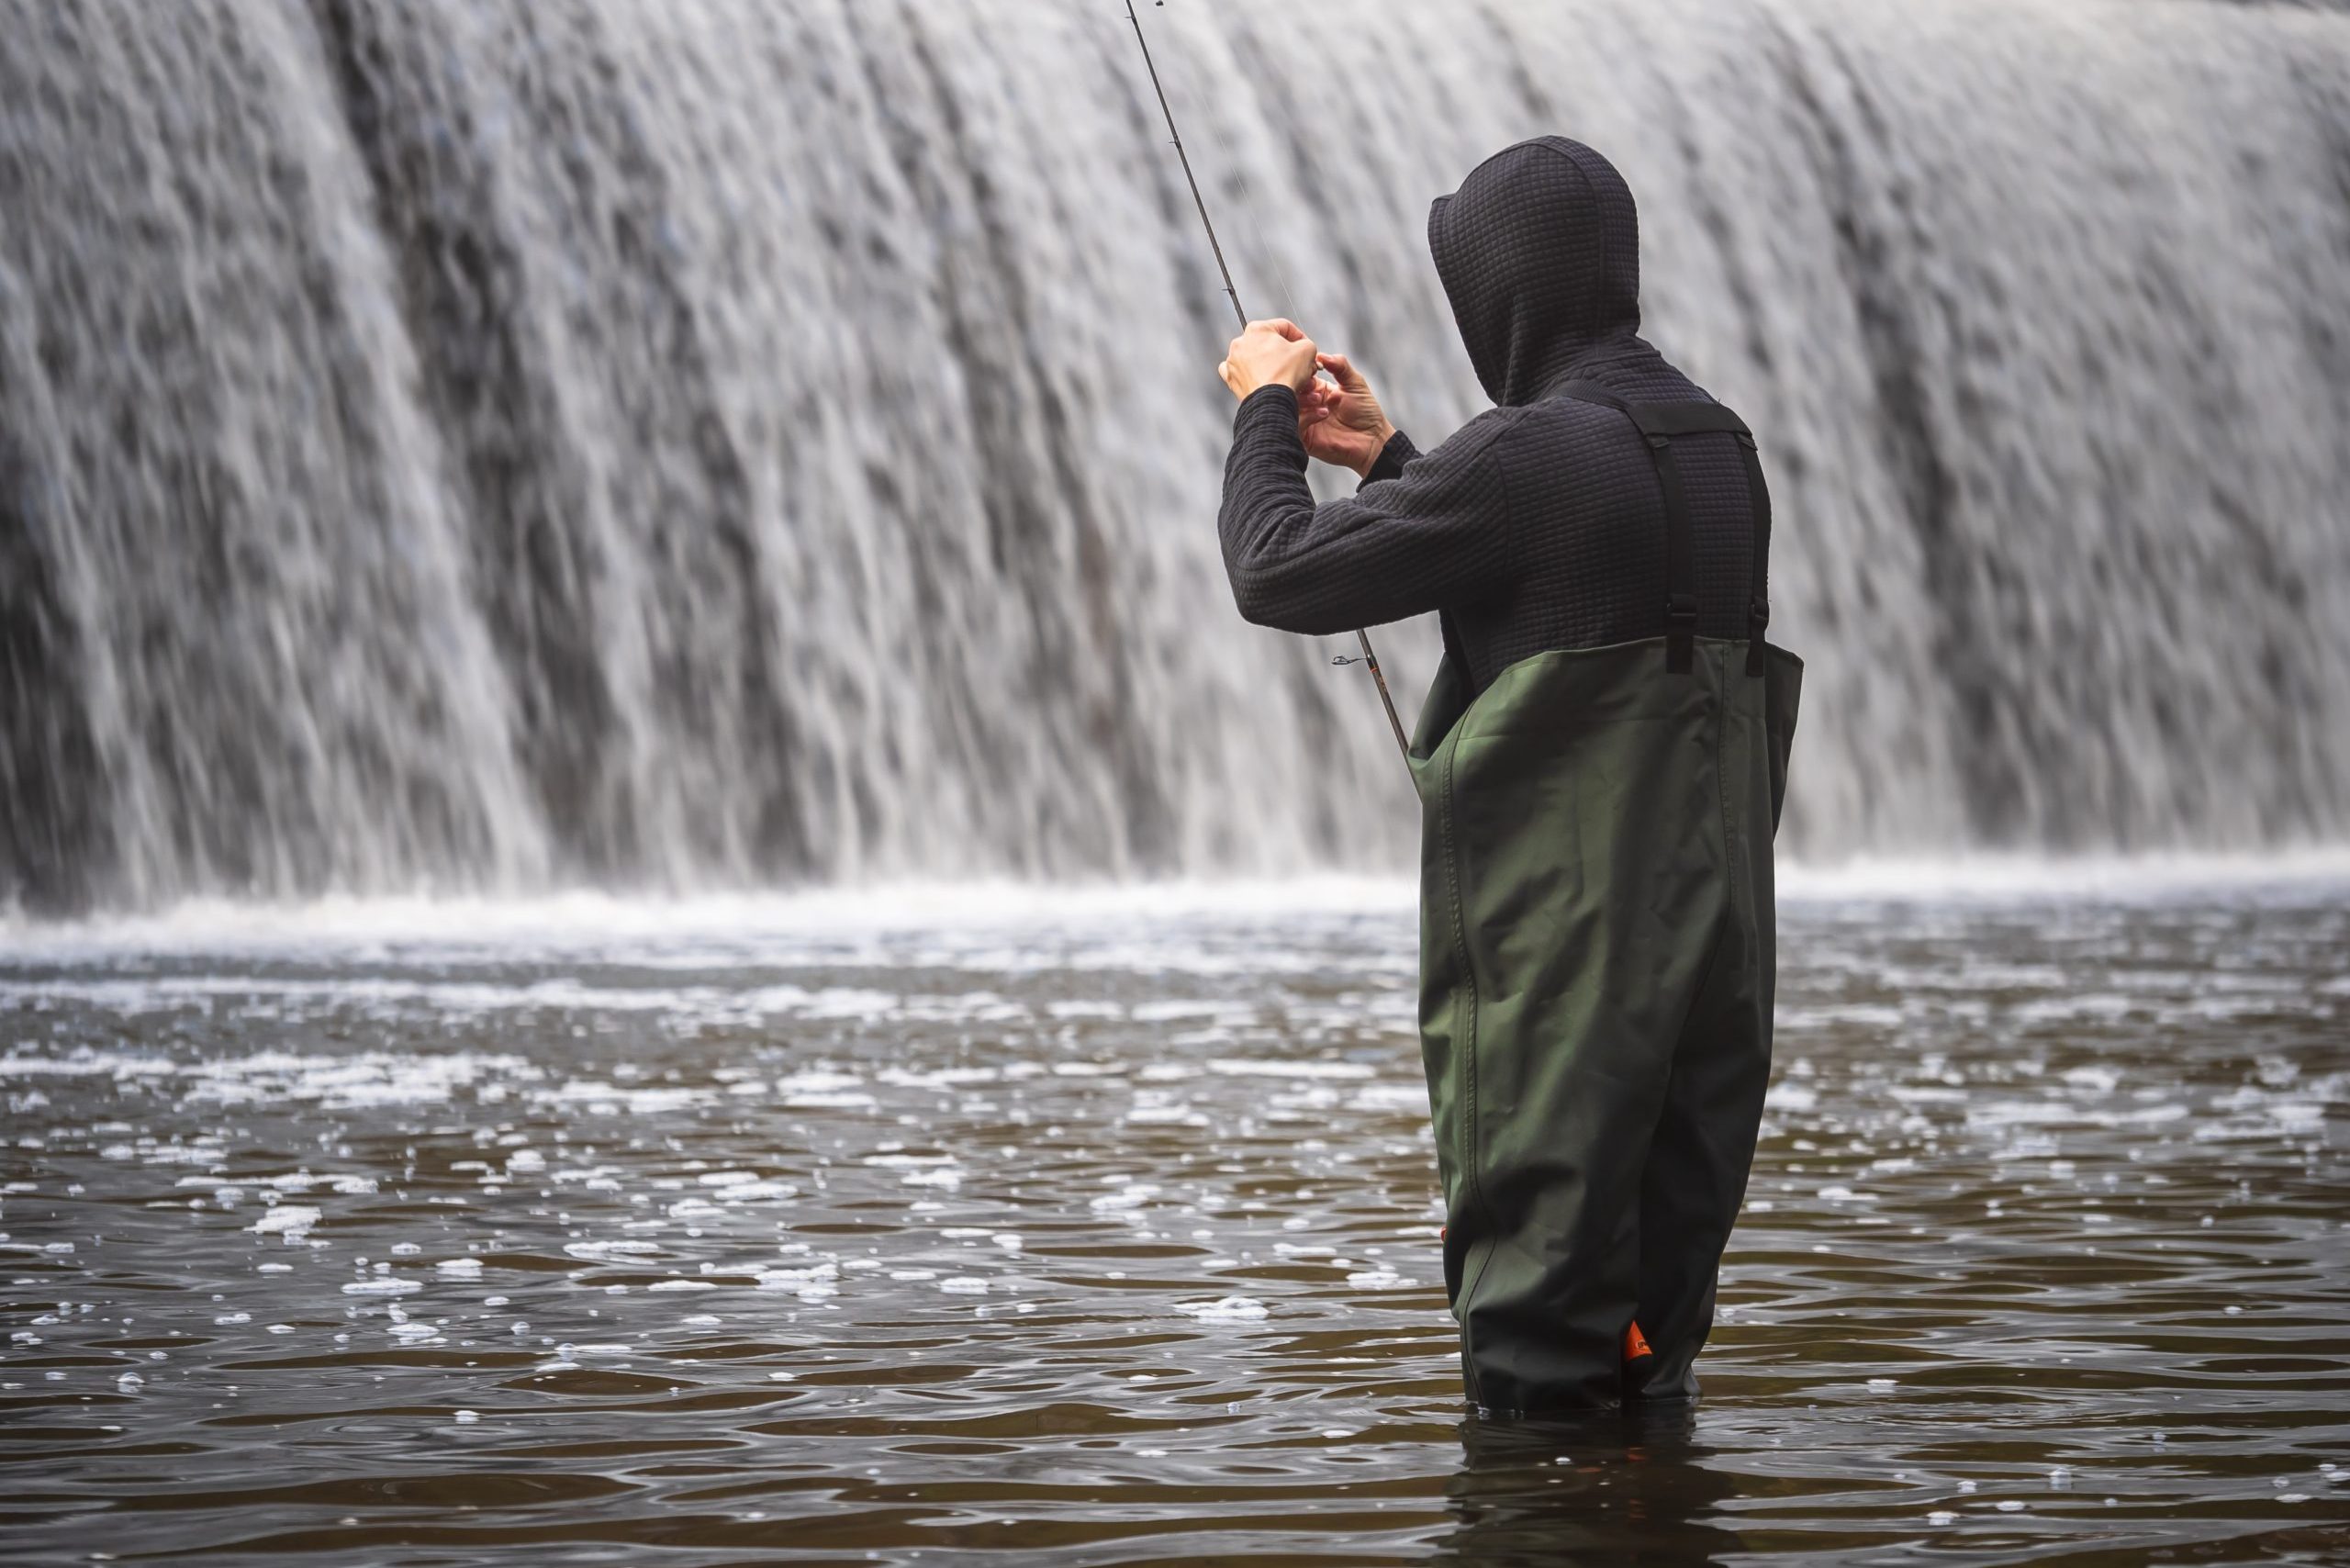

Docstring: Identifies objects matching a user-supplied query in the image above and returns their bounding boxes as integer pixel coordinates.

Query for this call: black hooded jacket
[1217,137,1762,694]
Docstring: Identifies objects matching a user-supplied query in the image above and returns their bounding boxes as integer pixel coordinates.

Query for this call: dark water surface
[2,881,2345,1566]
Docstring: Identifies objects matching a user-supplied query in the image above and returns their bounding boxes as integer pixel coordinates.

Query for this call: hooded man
[1214,137,1802,1418]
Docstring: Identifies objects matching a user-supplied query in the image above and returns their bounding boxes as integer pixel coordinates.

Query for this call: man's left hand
[1219,319,1319,401]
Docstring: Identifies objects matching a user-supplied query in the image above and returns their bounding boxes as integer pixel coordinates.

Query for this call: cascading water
[3,0,2347,913]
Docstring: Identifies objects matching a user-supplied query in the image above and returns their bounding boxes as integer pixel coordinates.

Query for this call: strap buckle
[1665,590,1699,673]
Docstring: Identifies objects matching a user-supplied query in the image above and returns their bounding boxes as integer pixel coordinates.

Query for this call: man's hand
[1219,319,1319,402]
[1296,353,1398,479]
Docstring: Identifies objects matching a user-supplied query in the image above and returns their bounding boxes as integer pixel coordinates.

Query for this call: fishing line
[1197,78,1304,330]
[1123,0,1411,762]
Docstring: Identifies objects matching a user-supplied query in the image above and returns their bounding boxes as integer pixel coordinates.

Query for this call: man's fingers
[1324,352,1362,385]
[1235,326,1315,357]
[1317,352,1370,391]
[1225,321,1321,398]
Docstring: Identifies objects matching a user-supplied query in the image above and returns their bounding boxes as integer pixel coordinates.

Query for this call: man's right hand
[1219,319,1321,402]
[1297,353,1400,480]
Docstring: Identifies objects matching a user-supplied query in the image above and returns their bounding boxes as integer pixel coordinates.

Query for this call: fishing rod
[1124,0,1412,763]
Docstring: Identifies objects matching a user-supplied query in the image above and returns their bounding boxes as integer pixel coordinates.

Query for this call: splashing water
[3,0,2348,911]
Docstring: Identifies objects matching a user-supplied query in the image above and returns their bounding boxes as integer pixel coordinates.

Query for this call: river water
[2,877,2344,1565]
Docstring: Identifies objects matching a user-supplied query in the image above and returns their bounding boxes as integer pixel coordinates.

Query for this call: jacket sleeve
[1216,385,1516,634]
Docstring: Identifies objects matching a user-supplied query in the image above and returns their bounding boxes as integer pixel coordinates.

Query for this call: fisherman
[1214,137,1801,1418]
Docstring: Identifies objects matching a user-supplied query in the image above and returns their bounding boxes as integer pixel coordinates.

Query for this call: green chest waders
[1409,386,1802,1417]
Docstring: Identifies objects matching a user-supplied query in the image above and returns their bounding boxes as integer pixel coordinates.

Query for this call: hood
[1427,137,1643,408]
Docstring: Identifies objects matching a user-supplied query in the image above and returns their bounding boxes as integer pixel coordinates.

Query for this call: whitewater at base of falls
[3,0,2348,912]
[6,853,2350,965]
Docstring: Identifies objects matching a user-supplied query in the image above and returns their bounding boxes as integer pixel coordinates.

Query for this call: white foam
[249,1206,322,1238]
[1345,1267,1416,1290]
[1089,1183,1160,1213]
[5,861,2345,967]
[536,1081,710,1114]
[0,879,1416,962]
[0,1047,542,1112]
[1778,852,2350,903]
[1177,1295,1270,1323]
[564,1240,662,1261]
[1206,1058,1376,1081]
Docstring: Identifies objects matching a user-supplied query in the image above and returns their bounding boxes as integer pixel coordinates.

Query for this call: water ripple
[2,891,2345,1563]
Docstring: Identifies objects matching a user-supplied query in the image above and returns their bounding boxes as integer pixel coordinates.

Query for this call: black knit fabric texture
[1218,137,1764,695]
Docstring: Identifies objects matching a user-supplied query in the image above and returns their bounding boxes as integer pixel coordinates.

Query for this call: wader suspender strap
[1649,426,1701,673]
[1735,431,1773,675]
[1557,382,1770,677]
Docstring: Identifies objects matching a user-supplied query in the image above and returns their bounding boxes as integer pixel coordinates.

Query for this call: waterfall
[4,0,2347,912]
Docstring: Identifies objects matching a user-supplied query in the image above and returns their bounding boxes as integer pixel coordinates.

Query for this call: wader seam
[1438,732,1498,1409]
[1639,655,1733,1365]
[1673,650,1735,1037]
[1643,857,1730,1381]
[1716,648,1741,915]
